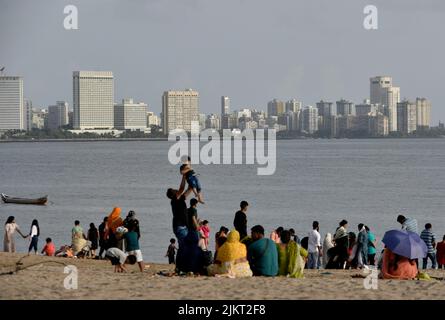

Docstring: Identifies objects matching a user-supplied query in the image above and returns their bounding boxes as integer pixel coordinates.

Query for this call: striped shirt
[420,229,436,254]
[402,217,418,234]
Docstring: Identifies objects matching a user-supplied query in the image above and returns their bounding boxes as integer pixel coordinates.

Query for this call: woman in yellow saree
[277,230,308,278]
[207,230,253,278]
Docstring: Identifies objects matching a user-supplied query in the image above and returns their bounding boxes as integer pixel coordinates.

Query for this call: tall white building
[221,96,230,116]
[48,101,69,130]
[336,99,356,116]
[415,98,431,130]
[301,105,318,134]
[147,111,160,127]
[0,76,24,131]
[370,76,400,132]
[73,71,114,130]
[114,98,148,131]
[397,101,417,134]
[162,89,199,135]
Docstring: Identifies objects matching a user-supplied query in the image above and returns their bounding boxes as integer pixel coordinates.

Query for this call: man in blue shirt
[247,225,278,276]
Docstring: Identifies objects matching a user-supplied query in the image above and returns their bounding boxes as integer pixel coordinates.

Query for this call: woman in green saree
[277,230,308,278]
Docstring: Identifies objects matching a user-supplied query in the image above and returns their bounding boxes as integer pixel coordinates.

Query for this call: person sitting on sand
[55,245,74,258]
[322,233,334,269]
[207,230,252,278]
[277,230,308,278]
[180,162,204,204]
[41,238,55,256]
[215,226,229,254]
[437,235,445,269]
[248,225,278,276]
[3,216,27,253]
[124,224,145,272]
[105,247,137,273]
[270,227,283,244]
[380,247,418,280]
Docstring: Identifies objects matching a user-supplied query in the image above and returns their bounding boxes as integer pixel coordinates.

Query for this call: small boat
[1,193,48,205]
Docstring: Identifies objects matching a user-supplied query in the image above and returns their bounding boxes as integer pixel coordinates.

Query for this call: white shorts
[127,249,143,263]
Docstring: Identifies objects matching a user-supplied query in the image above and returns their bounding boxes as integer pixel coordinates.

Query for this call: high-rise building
[370,76,400,132]
[301,105,318,134]
[267,99,285,117]
[24,99,33,131]
[415,98,431,130]
[73,71,114,130]
[369,112,389,137]
[32,108,48,130]
[336,99,355,116]
[316,100,336,117]
[48,101,69,130]
[355,100,378,116]
[397,100,417,134]
[114,98,148,131]
[147,111,160,127]
[221,96,230,116]
[0,76,24,131]
[162,89,199,134]
[206,114,221,130]
[285,99,302,113]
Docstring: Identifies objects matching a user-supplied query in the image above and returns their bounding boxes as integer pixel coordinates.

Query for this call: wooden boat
[1,193,48,205]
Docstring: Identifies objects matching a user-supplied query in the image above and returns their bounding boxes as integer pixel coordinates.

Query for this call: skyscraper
[0,76,24,131]
[24,99,33,131]
[336,99,355,116]
[285,99,302,113]
[114,98,148,131]
[221,96,230,116]
[415,98,431,130]
[370,76,400,132]
[73,71,114,130]
[267,99,285,117]
[397,100,417,134]
[48,101,69,130]
[162,89,199,134]
[301,105,318,134]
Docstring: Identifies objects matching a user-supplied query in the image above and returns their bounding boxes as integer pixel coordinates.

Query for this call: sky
[1,0,444,122]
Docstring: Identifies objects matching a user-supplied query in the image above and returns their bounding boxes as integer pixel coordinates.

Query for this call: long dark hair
[31,219,40,237]
[5,216,15,225]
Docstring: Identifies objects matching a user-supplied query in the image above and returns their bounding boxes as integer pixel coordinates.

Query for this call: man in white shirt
[307,221,322,269]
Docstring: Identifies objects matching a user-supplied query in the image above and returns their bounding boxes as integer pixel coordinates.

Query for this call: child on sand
[105,247,137,273]
[180,160,204,204]
[166,238,177,264]
[200,220,210,249]
[41,238,55,256]
[87,223,99,259]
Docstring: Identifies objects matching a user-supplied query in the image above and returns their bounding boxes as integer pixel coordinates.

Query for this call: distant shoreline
[0,136,444,143]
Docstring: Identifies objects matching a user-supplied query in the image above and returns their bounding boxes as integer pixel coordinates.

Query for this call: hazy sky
[1,0,444,122]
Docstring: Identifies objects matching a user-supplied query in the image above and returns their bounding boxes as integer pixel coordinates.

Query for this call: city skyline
[1,0,444,122]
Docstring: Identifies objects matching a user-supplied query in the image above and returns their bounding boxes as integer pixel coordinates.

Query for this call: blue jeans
[307,252,320,269]
[423,252,437,269]
[174,226,188,271]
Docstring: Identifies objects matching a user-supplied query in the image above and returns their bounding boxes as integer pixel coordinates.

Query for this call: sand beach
[0,252,444,300]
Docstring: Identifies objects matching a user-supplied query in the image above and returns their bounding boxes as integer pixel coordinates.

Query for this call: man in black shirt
[167,175,188,271]
[234,200,249,241]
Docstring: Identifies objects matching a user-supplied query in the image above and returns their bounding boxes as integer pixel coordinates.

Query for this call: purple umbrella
[382,229,427,259]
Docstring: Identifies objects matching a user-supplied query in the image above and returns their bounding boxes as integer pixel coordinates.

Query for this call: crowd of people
[166,175,445,279]
[2,208,146,273]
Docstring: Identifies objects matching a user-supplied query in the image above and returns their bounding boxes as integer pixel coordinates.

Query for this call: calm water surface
[1,139,444,262]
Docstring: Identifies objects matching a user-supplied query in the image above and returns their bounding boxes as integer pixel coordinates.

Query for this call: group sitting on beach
[166,170,445,280]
